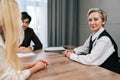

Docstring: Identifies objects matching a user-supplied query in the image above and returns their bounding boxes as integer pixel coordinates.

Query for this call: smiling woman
[64,8,120,74]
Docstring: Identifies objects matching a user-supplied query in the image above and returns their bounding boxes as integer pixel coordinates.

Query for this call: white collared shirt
[70,27,115,65]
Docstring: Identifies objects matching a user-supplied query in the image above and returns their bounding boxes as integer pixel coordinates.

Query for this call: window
[16,0,48,48]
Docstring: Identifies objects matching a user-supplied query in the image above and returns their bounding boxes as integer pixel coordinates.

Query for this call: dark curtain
[48,0,80,47]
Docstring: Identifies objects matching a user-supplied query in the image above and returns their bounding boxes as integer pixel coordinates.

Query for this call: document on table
[44,46,65,52]
[17,52,36,58]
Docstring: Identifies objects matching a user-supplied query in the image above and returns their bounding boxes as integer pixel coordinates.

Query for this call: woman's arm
[69,36,114,65]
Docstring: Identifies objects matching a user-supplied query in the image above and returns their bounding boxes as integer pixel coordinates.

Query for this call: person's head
[21,11,31,30]
[87,8,107,32]
[0,0,22,72]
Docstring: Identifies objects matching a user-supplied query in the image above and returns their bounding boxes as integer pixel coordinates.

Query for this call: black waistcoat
[89,30,120,74]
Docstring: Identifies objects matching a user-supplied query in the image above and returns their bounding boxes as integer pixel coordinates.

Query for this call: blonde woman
[0,0,48,80]
[64,8,120,74]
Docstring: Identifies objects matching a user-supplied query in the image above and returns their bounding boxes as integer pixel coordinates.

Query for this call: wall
[79,0,120,56]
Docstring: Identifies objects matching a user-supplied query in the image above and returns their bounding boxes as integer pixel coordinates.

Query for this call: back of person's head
[21,11,32,23]
[0,0,22,72]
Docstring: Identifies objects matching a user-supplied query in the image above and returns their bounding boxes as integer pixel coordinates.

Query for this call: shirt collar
[92,27,105,41]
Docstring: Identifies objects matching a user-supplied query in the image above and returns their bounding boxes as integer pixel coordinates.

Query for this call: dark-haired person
[64,8,120,74]
[17,12,43,53]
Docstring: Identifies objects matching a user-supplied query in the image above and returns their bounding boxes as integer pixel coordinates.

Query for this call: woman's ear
[102,21,106,26]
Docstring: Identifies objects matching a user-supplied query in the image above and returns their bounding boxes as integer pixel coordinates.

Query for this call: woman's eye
[94,18,98,21]
[88,19,92,21]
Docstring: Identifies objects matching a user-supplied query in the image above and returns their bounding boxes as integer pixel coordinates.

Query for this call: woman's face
[88,12,105,33]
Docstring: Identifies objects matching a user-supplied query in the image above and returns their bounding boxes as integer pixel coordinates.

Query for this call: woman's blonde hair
[0,0,23,72]
[87,8,107,26]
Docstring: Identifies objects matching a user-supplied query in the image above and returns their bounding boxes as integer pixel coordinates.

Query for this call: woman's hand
[64,49,75,58]
[24,59,48,69]
[35,59,48,66]
[29,59,48,74]
[64,49,75,53]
